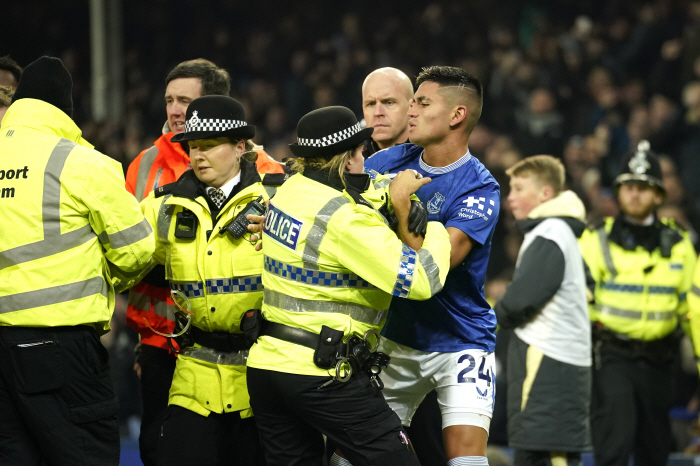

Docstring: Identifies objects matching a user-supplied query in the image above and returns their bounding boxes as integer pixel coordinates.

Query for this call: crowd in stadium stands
[4,0,700,455]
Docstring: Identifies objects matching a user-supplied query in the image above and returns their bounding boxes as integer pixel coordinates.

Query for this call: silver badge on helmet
[188,110,200,130]
[628,140,651,175]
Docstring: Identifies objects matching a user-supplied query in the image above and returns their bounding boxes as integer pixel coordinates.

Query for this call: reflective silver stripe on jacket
[392,244,416,298]
[264,256,377,289]
[0,139,97,271]
[98,218,153,249]
[596,226,618,279]
[418,248,443,295]
[264,185,277,198]
[692,285,700,298]
[264,288,387,326]
[302,196,349,270]
[596,304,676,321]
[372,174,391,189]
[157,195,175,242]
[127,290,175,321]
[181,345,248,366]
[134,145,159,201]
[0,277,108,314]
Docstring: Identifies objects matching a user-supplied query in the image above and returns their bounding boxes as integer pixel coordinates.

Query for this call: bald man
[361,67,414,158]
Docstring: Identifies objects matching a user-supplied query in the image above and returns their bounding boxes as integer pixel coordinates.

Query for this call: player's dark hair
[415,66,483,106]
[166,59,230,97]
[0,56,22,84]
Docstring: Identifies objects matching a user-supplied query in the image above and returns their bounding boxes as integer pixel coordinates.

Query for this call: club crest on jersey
[427,192,446,214]
[264,204,303,250]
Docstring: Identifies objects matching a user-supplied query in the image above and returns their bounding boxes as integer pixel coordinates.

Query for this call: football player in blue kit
[364,66,499,466]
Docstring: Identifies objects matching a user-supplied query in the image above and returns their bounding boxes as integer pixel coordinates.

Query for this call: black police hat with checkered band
[289,106,373,159]
[171,95,255,143]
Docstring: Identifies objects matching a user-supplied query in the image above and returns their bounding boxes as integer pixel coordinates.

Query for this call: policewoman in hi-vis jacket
[245,106,452,466]
[138,96,268,466]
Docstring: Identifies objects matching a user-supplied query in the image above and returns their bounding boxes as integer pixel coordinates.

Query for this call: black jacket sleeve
[494,236,565,329]
[140,264,169,288]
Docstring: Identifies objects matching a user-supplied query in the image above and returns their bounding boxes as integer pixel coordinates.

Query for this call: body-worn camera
[174,210,198,239]
[222,196,266,239]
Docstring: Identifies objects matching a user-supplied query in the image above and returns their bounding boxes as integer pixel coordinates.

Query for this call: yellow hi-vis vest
[0,99,154,333]
[579,217,695,341]
[687,254,700,370]
[140,166,268,417]
[246,172,451,376]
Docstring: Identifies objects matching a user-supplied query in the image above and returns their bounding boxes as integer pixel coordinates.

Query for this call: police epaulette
[154,184,174,198]
[262,173,289,186]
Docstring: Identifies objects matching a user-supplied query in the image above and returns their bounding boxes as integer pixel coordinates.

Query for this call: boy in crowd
[495,155,591,466]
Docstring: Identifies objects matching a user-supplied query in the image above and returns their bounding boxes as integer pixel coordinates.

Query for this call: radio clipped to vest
[221,196,266,239]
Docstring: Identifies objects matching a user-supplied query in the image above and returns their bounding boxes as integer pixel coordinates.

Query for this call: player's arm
[446,227,474,270]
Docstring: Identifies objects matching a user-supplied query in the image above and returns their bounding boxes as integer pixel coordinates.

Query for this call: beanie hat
[11,56,73,118]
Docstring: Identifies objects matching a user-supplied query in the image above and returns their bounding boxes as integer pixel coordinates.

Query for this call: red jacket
[125,132,284,351]
[125,132,189,351]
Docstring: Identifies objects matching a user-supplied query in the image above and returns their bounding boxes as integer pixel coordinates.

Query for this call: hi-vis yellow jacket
[140,162,268,417]
[688,255,700,371]
[246,172,451,376]
[579,217,695,341]
[0,99,154,334]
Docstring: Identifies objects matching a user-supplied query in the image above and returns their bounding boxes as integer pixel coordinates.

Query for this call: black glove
[378,199,398,232]
[408,200,428,237]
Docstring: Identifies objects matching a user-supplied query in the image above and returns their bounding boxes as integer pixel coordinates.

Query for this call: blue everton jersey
[365,144,499,352]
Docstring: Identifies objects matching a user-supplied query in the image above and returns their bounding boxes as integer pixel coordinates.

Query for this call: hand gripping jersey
[365,144,500,352]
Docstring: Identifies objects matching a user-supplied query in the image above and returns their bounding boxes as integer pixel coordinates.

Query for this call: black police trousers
[0,325,120,466]
[591,341,674,466]
[156,404,266,466]
[138,344,176,466]
[247,367,419,466]
[325,390,446,466]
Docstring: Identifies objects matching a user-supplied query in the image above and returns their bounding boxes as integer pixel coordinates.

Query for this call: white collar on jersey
[419,150,472,174]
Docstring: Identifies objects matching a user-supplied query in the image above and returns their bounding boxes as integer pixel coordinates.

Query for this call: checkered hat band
[298,122,362,147]
[185,118,248,134]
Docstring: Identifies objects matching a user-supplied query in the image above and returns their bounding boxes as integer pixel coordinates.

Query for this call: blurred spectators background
[4,0,700,455]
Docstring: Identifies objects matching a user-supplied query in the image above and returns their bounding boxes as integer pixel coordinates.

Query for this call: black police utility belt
[241,308,390,389]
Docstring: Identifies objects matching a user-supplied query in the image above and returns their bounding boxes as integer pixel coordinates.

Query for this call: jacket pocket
[11,341,64,394]
[69,395,120,424]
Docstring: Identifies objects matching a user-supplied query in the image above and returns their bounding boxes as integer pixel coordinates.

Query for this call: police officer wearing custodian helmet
[136,95,269,465]
[579,141,696,466]
[245,106,452,465]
